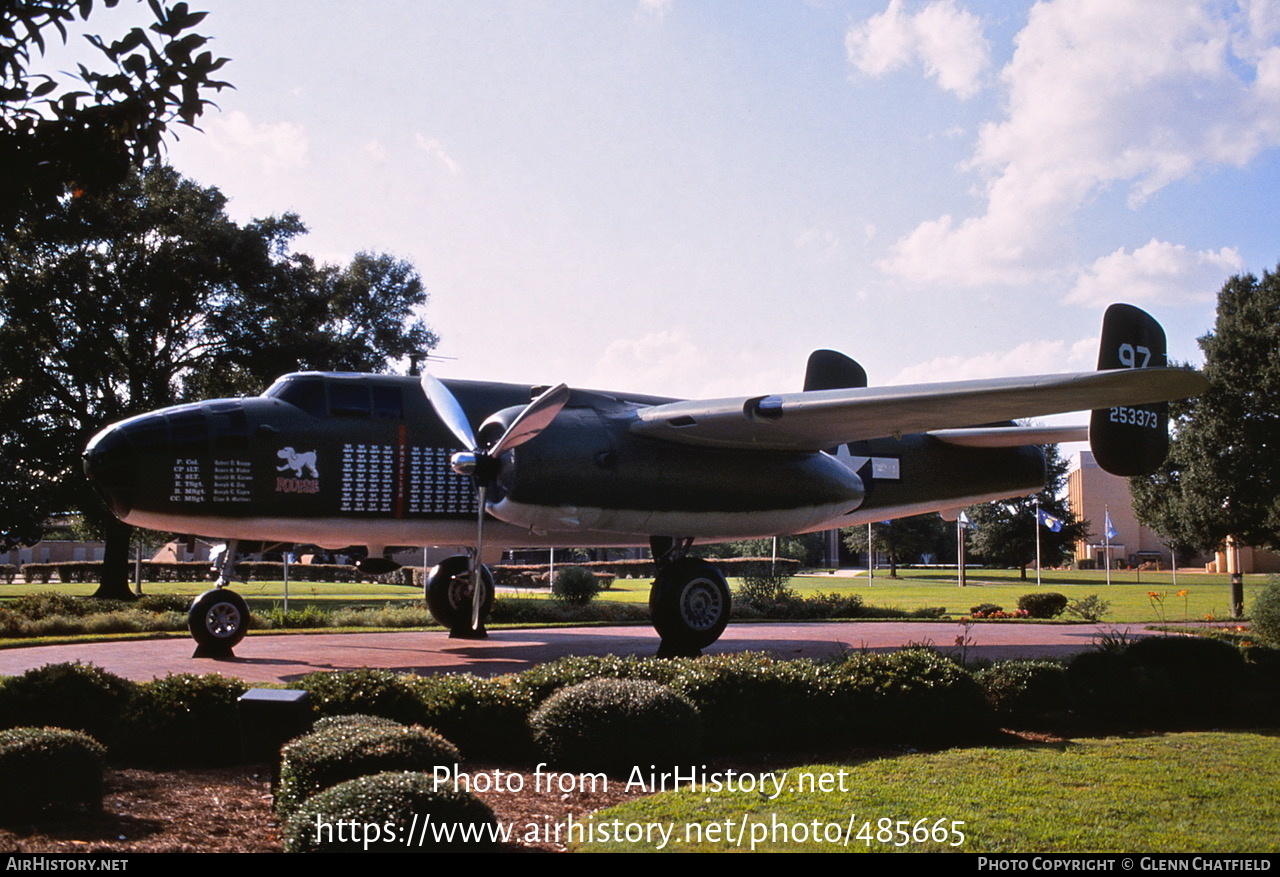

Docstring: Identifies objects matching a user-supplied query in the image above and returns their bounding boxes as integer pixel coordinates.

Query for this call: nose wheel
[189,588,249,657]
[425,555,495,639]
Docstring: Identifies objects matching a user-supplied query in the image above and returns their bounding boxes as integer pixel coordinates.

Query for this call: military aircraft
[83,303,1206,655]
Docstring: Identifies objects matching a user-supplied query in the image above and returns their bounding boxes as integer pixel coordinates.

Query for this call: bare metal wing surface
[630,367,1206,451]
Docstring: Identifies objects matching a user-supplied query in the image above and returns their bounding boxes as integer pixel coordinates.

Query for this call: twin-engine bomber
[83,304,1206,654]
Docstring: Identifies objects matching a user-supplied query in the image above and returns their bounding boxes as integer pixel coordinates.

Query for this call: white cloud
[207,110,308,172]
[636,0,672,22]
[879,0,1280,289]
[1066,239,1242,307]
[891,337,1097,384]
[414,134,461,175]
[846,0,991,98]
[363,139,387,162]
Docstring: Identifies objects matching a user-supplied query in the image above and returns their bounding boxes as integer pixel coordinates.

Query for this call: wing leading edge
[630,368,1206,451]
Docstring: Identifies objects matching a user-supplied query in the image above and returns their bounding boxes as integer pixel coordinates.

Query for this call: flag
[1105,512,1118,541]
[1038,510,1063,532]
[958,511,976,530]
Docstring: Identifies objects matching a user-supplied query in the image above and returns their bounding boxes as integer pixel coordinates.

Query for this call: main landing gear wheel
[425,555,495,639]
[649,558,731,657]
[189,588,249,657]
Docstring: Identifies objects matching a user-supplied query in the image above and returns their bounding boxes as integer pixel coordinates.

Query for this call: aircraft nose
[83,421,136,519]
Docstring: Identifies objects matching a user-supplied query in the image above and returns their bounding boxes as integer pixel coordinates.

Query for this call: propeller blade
[472,484,487,630]
[421,373,477,451]
[488,383,570,458]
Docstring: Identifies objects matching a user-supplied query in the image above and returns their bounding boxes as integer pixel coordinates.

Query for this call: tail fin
[1088,303,1170,476]
[804,350,868,392]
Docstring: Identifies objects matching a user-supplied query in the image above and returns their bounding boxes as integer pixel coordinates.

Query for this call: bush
[529,678,702,774]
[0,728,106,819]
[292,668,425,725]
[551,566,599,605]
[735,561,797,611]
[277,723,461,818]
[1125,635,1245,719]
[1065,594,1110,622]
[834,647,993,743]
[509,654,679,705]
[1017,592,1069,619]
[312,714,405,734]
[1065,649,1161,720]
[668,653,826,750]
[1252,577,1280,647]
[405,674,534,761]
[976,660,1069,720]
[0,662,135,745]
[285,771,497,852]
[118,673,249,766]
[970,603,1003,617]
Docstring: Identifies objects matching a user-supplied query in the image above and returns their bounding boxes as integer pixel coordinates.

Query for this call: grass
[0,569,1269,625]
[578,731,1280,853]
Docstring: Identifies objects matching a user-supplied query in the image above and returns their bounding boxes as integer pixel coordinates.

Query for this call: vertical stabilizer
[1088,304,1170,476]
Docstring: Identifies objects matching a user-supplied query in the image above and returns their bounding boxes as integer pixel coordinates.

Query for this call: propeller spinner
[421,375,570,630]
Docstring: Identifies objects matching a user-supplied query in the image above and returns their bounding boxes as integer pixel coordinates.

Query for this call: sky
[54,1,1280,403]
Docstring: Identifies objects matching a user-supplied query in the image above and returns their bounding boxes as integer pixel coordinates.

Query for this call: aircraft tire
[425,555,495,629]
[188,588,249,649]
[649,558,731,651]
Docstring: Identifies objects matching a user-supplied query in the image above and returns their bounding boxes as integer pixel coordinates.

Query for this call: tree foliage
[1131,268,1280,552]
[0,166,437,594]
[963,445,1086,578]
[842,513,948,577]
[1,0,230,224]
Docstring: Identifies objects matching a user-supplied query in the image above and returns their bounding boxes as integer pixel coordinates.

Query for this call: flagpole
[1035,496,1042,587]
[957,514,967,588]
[1104,505,1112,586]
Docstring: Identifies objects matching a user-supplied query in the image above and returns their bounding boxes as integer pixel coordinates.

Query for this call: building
[1066,451,1172,568]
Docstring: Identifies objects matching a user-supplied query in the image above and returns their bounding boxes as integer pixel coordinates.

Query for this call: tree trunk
[93,517,137,600]
[1020,564,1028,581]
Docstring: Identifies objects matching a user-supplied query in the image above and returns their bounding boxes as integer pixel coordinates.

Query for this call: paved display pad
[0,622,1151,684]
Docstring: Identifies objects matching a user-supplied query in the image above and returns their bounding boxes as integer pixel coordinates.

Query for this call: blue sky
[65,1,1280,400]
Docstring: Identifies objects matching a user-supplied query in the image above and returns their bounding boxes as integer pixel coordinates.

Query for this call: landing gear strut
[425,555,495,639]
[191,540,247,658]
[648,537,731,657]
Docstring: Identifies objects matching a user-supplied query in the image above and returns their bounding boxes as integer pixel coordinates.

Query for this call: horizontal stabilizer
[632,368,1207,451]
[928,424,1089,447]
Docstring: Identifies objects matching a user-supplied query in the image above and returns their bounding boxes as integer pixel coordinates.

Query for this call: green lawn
[577,731,1280,853]
[2,568,1270,623]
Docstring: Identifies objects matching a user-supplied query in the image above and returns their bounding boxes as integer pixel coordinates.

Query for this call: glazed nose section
[83,421,136,519]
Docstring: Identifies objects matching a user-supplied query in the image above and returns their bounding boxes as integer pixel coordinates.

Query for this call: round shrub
[312,714,405,734]
[0,662,136,745]
[551,566,599,605]
[509,654,679,704]
[1252,578,1280,647]
[292,668,425,725]
[118,673,250,766]
[277,722,461,818]
[285,771,497,852]
[529,678,702,774]
[970,603,1003,617]
[1065,649,1163,721]
[0,727,106,820]
[1017,592,1069,619]
[975,660,1069,721]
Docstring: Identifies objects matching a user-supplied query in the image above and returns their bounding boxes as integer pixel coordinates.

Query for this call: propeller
[421,375,570,629]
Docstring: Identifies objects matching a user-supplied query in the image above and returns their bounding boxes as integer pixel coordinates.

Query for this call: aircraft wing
[630,368,1206,451]
[927,424,1089,447]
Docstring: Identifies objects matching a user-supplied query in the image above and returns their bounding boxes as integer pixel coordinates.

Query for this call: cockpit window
[268,376,327,418]
[329,381,371,418]
[372,385,403,419]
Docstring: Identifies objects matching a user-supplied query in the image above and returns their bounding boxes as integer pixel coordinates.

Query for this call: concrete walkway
[0,621,1151,684]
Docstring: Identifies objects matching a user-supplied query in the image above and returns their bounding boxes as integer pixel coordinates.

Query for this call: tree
[1131,268,1280,553]
[1,0,229,226]
[0,165,437,597]
[962,444,1086,579]
[841,513,948,577]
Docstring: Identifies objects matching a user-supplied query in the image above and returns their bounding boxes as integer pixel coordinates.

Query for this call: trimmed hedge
[117,673,249,766]
[976,660,1069,720]
[1017,592,1069,619]
[0,727,106,819]
[291,668,426,725]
